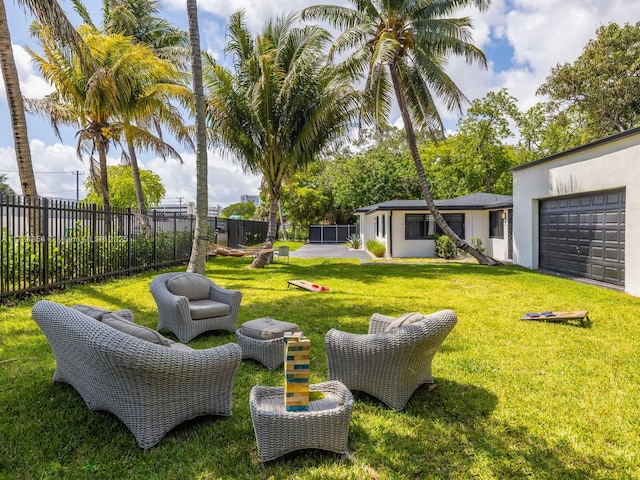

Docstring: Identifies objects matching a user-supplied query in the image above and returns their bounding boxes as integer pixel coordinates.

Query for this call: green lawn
[1,256,639,479]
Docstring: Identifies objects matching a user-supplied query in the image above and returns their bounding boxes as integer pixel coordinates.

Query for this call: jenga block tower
[284,331,310,411]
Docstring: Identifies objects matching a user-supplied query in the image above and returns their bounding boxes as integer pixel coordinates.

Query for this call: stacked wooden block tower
[283,331,310,411]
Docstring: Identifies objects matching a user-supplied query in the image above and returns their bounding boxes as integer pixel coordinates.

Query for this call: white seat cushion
[189,299,231,320]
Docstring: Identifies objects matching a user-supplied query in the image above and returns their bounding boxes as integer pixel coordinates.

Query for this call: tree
[185,0,209,274]
[538,22,640,138]
[27,27,182,234]
[221,201,256,219]
[204,11,360,268]
[326,128,422,212]
[0,173,15,196]
[73,0,192,225]
[83,164,165,208]
[1,0,89,232]
[302,0,500,265]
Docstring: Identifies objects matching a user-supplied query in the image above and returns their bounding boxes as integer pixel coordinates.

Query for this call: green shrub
[471,236,485,254]
[345,233,361,249]
[435,235,460,259]
[366,239,386,257]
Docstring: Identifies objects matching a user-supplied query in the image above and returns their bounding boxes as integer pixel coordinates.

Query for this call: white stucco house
[511,126,639,296]
[355,193,513,261]
[355,127,640,296]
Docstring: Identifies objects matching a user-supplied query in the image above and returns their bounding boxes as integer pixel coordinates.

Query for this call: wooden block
[284,331,310,411]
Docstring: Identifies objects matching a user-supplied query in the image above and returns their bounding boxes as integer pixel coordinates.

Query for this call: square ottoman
[236,318,299,369]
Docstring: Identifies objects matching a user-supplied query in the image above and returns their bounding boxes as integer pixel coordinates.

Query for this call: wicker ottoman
[236,318,299,370]
[249,381,353,462]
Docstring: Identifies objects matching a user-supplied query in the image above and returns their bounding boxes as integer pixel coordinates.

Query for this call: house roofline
[510,126,640,172]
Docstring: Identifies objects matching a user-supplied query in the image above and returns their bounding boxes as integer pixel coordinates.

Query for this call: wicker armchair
[325,309,457,410]
[32,300,242,449]
[150,272,242,342]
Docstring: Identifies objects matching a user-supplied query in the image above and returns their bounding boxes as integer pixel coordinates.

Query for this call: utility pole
[177,196,184,214]
[71,171,84,202]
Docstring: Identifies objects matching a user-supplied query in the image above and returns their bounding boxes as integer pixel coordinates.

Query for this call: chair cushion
[189,299,231,320]
[385,312,424,331]
[167,342,194,351]
[72,304,134,323]
[102,313,173,346]
[240,318,300,340]
[166,273,211,301]
[71,304,111,320]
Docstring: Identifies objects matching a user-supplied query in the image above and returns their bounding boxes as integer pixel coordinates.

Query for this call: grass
[1,256,640,479]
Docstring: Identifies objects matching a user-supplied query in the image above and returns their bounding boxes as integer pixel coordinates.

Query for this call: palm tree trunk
[0,0,40,233]
[249,193,278,268]
[97,142,112,235]
[186,0,208,274]
[126,136,150,232]
[389,64,500,266]
[278,197,288,241]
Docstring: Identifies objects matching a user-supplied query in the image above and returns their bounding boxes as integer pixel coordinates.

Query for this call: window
[405,213,464,240]
[381,215,385,238]
[489,211,504,238]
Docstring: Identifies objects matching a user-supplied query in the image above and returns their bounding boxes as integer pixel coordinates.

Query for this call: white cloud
[0,45,53,100]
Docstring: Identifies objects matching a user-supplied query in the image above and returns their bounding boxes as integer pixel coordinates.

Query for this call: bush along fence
[0,196,267,301]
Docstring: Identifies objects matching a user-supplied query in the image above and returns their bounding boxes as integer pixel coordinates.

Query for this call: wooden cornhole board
[521,310,590,326]
[287,280,330,292]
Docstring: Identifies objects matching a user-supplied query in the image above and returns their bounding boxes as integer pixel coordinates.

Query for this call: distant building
[241,194,260,206]
[152,202,222,217]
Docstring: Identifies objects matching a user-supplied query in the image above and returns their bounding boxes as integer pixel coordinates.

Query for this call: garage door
[539,189,625,286]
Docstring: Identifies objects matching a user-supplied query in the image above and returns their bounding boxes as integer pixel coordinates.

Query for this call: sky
[1,0,640,207]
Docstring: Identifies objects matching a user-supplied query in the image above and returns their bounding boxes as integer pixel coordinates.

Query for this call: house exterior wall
[358,209,511,261]
[512,133,640,296]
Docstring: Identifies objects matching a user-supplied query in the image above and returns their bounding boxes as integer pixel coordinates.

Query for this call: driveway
[289,243,372,260]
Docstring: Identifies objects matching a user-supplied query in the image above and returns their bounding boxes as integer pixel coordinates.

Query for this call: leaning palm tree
[204,11,360,268]
[302,0,500,265]
[185,0,209,274]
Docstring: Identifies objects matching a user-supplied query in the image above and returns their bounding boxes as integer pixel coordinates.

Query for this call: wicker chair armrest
[209,284,242,310]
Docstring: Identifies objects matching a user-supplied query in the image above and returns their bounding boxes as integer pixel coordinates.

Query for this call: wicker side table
[249,381,353,462]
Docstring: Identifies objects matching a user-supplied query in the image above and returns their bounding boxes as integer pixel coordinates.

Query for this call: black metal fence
[0,196,267,301]
[308,224,359,243]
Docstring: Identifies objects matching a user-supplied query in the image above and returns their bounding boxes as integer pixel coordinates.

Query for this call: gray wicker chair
[325,309,457,410]
[150,272,242,342]
[32,300,242,449]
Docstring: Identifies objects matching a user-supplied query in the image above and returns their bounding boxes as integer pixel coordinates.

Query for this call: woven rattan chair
[150,272,242,342]
[32,300,242,449]
[325,309,457,410]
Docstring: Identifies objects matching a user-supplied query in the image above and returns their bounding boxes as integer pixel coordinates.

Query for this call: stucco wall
[512,133,640,296]
[359,209,511,261]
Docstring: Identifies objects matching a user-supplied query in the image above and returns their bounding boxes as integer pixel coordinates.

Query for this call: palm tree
[204,11,360,268]
[302,0,500,265]
[73,0,192,224]
[185,0,209,274]
[1,0,89,232]
[27,26,185,234]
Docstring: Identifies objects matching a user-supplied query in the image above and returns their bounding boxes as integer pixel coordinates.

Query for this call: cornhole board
[287,280,330,292]
[521,310,590,326]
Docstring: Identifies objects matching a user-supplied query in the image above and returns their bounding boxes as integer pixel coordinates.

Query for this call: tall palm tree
[27,26,185,234]
[1,0,90,232]
[204,11,360,268]
[185,0,208,274]
[302,0,500,265]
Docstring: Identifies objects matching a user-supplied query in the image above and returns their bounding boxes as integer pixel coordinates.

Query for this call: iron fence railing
[308,224,359,243]
[0,196,267,301]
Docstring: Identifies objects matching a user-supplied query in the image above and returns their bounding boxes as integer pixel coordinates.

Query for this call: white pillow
[385,312,424,331]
